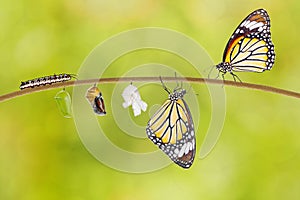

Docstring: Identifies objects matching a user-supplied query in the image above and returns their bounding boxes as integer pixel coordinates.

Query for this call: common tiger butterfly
[146,79,196,169]
[20,73,77,90]
[85,84,106,116]
[215,8,275,81]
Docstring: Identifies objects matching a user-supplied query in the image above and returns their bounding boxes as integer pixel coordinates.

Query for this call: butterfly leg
[221,73,226,82]
[230,72,242,83]
[218,73,225,88]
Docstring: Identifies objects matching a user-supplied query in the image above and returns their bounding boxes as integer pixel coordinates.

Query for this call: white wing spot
[185,142,191,154]
[249,22,264,31]
[174,148,179,155]
[191,131,194,136]
[178,143,187,157]
[245,21,255,28]
[242,20,250,28]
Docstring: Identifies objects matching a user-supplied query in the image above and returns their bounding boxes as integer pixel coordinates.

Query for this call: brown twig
[1,77,300,102]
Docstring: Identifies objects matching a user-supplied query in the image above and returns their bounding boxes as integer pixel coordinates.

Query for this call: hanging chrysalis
[122,84,147,116]
[85,84,106,116]
[54,89,72,118]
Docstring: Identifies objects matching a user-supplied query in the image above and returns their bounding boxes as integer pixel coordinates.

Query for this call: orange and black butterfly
[146,79,196,169]
[215,8,275,81]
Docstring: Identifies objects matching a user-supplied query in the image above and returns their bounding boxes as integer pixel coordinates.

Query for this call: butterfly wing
[122,85,136,103]
[94,95,106,116]
[146,98,196,169]
[223,9,275,72]
[138,100,148,112]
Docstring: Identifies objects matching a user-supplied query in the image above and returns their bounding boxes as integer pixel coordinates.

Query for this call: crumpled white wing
[131,101,142,116]
[122,85,136,102]
[132,100,148,116]
[139,100,147,112]
[122,101,130,108]
[122,84,147,116]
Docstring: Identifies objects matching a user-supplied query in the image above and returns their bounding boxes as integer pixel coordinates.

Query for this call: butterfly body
[146,87,196,169]
[216,9,275,81]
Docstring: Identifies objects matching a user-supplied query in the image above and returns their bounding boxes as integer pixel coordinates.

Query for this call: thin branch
[1,77,300,103]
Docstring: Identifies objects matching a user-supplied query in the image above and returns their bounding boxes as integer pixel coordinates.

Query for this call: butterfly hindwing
[146,89,196,169]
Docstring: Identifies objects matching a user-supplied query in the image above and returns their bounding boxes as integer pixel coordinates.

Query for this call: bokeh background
[1,0,300,199]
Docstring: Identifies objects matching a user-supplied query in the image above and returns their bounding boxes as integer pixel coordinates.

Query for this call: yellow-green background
[1,0,300,199]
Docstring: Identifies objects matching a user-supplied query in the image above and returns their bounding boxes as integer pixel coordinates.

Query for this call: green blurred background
[1,0,300,199]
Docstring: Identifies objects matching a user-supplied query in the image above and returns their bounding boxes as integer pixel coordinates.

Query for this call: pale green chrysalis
[54,89,72,118]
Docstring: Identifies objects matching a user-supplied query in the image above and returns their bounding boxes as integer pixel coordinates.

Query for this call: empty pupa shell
[54,89,72,118]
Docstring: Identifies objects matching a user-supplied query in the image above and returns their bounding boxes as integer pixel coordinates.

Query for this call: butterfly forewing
[146,90,196,169]
[222,8,275,73]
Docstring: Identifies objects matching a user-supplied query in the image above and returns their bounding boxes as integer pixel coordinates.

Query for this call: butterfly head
[169,88,186,101]
[216,62,232,74]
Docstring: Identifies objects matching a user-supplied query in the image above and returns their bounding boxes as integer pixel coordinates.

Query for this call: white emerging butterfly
[122,84,147,116]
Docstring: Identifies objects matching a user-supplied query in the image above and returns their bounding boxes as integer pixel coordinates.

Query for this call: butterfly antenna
[207,65,216,79]
[180,77,183,89]
[174,72,180,89]
[159,76,170,94]
[174,72,182,91]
